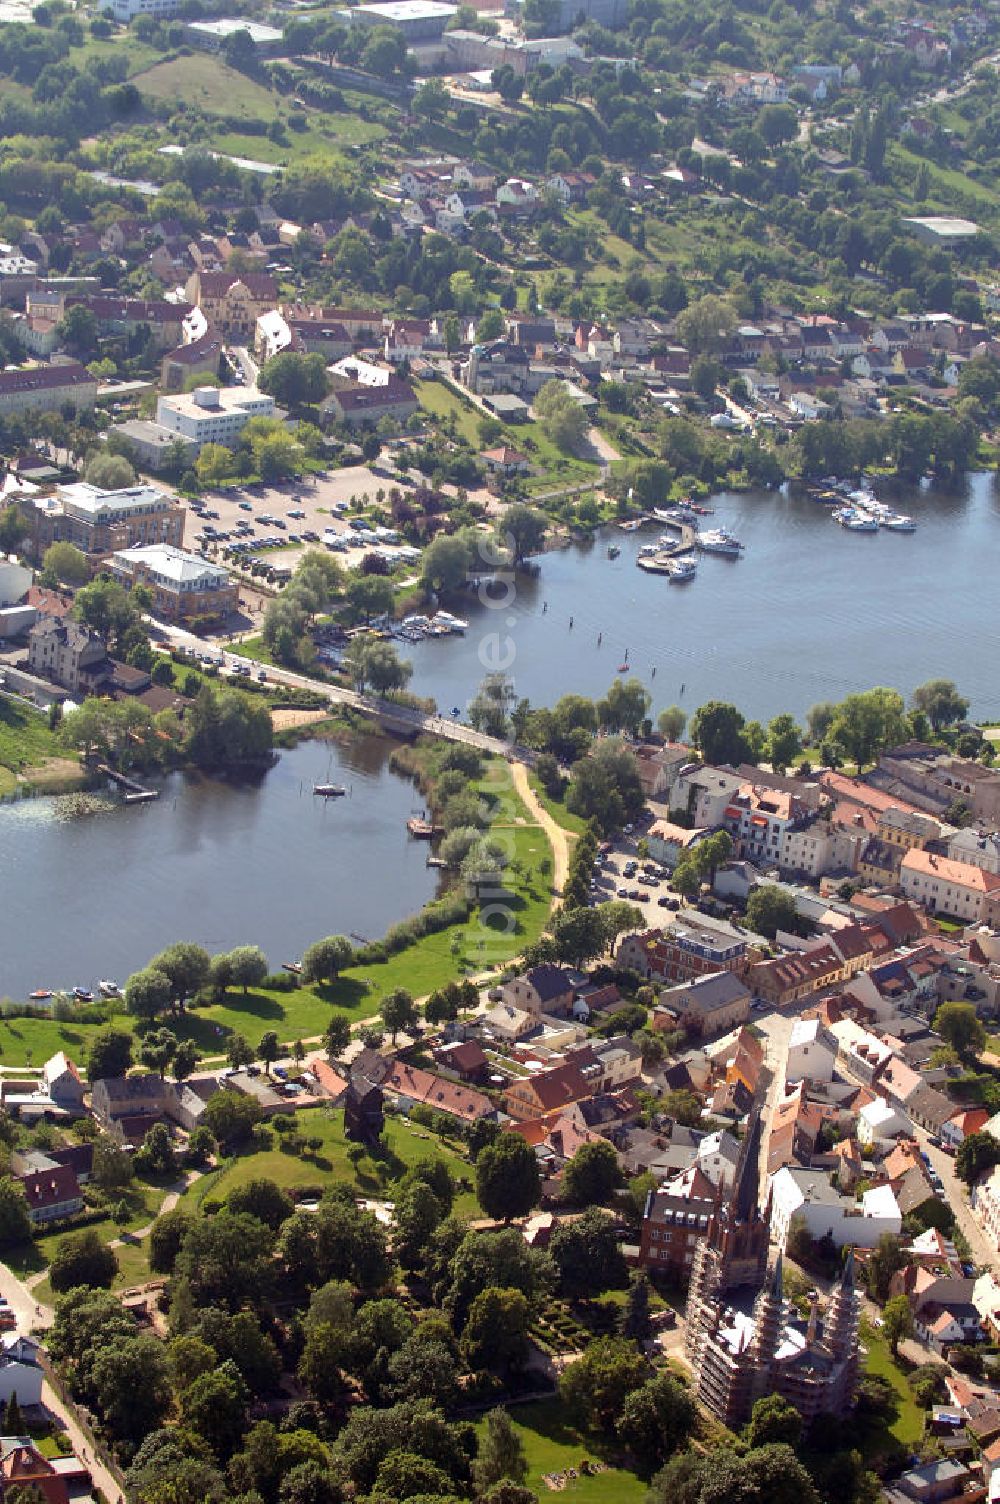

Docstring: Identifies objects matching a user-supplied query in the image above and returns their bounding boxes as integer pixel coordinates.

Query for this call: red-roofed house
[503,1061,592,1122]
[481,445,530,477]
[14,1163,83,1224]
[307,1057,348,1102]
[433,1039,488,1081]
[385,1061,494,1125]
[0,1439,70,1504]
[942,1107,990,1151]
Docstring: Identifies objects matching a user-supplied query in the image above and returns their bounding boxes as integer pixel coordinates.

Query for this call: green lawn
[528,774,587,837]
[481,1399,646,1504]
[0,1015,112,1069]
[414,379,485,447]
[0,694,70,780]
[5,1179,168,1284]
[184,1110,481,1217]
[133,56,278,121]
[858,1325,925,1459]
[69,35,161,75]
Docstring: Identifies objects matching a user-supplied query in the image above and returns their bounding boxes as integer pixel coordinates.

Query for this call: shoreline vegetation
[0,724,557,1063]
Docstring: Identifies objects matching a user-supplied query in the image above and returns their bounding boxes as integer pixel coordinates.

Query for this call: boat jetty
[813,479,917,534]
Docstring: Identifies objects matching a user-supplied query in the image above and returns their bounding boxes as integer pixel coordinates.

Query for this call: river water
[405,471,1000,725]
[0,734,438,1001]
[3,472,997,999]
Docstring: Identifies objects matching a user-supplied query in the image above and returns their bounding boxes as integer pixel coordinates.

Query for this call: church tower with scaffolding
[682,1105,861,1429]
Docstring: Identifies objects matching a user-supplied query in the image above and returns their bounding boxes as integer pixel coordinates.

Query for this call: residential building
[321,372,418,428]
[647,819,711,872]
[769,1165,902,1250]
[501,964,576,1018]
[785,1018,837,1083]
[632,743,692,800]
[384,1061,493,1125]
[748,942,846,1007]
[27,617,110,695]
[657,971,752,1039]
[670,766,746,826]
[503,1060,592,1121]
[10,1152,84,1224]
[857,1097,912,1149]
[185,271,278,337]
[160,332,223,393]
[481,445,530,478]
[617,917,748,985]
[155,385,275,452]
[111,544,237,624]
[721,785,812,866]
[17,480,184,564]
[0,362,97,416]
[901,848,1000,924]
[0,1345,45,1408]
[43,1052,85,1112]
[638,1171,716,1280]
[973,1164,1000,1254]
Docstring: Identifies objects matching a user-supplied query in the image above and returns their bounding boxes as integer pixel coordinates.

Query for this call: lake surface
[0,735,438,1001]
[405,471,1000,725]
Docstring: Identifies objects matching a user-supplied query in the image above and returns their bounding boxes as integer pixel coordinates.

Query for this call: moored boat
[883,513,916,532]
[314,783,347,797]
[72,986,94,1001]
[833,507,878,532]
[668,557,697,582]
[607,544,620,559]
[98,979,120,997]
[29,989,52,1000]
[696,528,743,556]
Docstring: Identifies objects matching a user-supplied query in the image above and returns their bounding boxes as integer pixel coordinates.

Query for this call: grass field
[414,379,485,447]
[184,1110,482,1217]
[133,56,278,121]
[481,1399,646,1504]
[0,695,70,783]
[70,35,161,76]
[857,1325,925,1458]
[528,773,587,837]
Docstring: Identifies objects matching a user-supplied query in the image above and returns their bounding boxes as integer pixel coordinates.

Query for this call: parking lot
[182,462,423,577]
[589,838,684,920]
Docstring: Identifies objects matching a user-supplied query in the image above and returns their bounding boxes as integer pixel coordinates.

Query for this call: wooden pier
[97,765,159,803]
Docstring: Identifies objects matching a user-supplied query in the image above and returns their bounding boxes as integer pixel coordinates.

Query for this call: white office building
[99,0,181,22]
[155,385,275,451]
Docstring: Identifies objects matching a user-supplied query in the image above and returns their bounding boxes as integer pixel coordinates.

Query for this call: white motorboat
[696,528,742,556]
[882,513,916,532]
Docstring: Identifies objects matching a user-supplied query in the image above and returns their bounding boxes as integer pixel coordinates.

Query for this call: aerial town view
[5,0,1000,1498]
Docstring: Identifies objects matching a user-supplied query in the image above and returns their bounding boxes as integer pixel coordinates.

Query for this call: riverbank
[0,743,558,1061]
